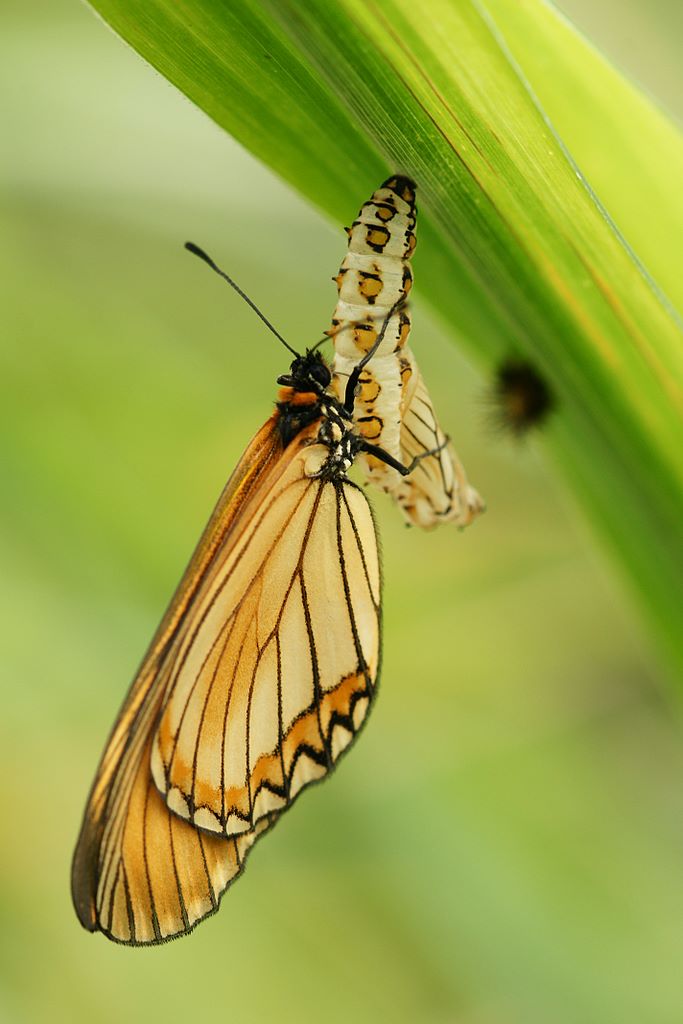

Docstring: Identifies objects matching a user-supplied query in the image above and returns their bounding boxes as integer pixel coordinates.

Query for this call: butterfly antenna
[185,242,300,357]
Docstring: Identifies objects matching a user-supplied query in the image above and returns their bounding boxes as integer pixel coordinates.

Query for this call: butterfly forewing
[71,416,290,942]
[86,729,269,944]
[331,176,484,528]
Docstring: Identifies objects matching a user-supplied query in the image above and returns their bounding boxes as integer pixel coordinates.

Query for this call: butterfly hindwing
[151,442,380,837]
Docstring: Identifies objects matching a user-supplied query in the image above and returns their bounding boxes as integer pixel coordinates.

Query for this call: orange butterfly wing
[71,414,381,944]
[71,416,285,942]
[150,441,380,837]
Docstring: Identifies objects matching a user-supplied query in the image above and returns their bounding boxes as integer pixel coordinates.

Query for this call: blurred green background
[2,1,682,1022]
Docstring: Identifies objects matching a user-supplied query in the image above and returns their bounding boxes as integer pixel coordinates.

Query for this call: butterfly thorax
[315,397,361,480]
[274,351,357,478]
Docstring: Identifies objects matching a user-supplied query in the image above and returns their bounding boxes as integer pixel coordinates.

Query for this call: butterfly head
[276,350,331,396]
[276,352,338,446]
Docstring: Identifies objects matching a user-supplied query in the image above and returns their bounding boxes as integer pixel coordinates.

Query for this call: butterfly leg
[358,436,449,477]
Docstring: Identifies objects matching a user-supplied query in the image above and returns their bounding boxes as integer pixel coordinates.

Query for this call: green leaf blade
[86,0,683,678]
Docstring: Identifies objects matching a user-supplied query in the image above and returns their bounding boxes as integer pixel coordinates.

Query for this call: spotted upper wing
[150,441,381,837]
[331,175,484,529]
[72,413,380,944]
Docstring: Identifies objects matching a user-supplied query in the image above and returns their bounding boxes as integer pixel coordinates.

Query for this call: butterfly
[71,243,443,945]
[330,176,484,529]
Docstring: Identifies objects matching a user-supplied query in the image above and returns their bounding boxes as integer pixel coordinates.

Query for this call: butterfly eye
[309,361,331,388]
